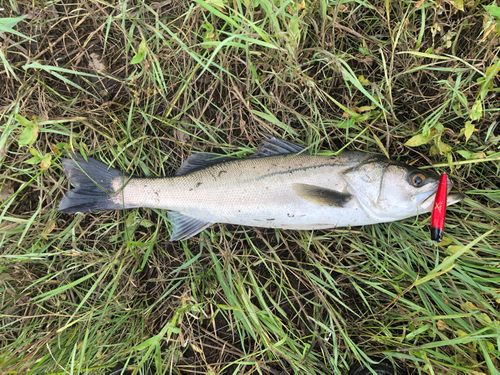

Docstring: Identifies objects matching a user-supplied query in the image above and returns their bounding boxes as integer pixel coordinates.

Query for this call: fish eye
[409,172,426,187]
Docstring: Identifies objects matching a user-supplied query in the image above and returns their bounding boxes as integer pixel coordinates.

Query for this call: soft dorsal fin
[175,153,235,176]
[252,134,306,158]
[168,211,213,241]
[292,183,352,207]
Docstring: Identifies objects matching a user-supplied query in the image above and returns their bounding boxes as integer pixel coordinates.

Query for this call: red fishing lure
[430,173,447,242]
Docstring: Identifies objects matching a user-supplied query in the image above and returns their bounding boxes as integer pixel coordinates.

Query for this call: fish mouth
[418,176,463,212]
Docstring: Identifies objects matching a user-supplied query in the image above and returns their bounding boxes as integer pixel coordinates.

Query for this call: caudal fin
[58,153,130,213]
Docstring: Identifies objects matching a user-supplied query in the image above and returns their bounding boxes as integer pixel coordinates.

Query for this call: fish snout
[444,176,463,206]
[446,175,454,192]
[446,192,464,206]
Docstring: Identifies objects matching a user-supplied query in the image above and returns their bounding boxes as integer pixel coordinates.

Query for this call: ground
[0,0,500,374]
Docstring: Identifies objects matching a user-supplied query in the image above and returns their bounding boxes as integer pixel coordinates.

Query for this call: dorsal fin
[251,134,306,158]
[175,153,235,176]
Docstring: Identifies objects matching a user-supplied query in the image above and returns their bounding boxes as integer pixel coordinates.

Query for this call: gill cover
[341,156,388,212]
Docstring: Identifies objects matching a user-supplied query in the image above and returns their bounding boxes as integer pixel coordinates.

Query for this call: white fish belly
[176,182,375,229]
[119,154,379,229]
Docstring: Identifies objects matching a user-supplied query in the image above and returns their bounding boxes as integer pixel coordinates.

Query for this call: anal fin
[292,183,352,207]
[168,211,213,241]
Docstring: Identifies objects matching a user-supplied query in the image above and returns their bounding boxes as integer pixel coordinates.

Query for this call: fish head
[342,155,463,221]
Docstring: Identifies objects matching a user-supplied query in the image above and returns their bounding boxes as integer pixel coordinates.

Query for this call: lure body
[430,173,448,242]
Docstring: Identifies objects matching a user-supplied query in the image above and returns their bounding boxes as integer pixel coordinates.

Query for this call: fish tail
[58,153,131,213]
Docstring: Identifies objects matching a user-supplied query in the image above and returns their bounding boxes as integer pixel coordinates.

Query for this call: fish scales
[117,153,364,229]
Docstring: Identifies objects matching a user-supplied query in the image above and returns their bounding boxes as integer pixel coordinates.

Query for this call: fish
[58,135,464,241]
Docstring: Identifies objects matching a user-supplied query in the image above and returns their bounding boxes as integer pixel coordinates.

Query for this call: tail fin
[58,153,130,213]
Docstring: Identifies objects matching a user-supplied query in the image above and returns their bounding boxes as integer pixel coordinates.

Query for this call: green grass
[1,0,500,374]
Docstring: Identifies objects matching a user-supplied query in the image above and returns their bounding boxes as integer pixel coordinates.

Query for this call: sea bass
[58,136,463,240]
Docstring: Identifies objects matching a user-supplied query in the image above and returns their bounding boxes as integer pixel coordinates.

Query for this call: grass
[1,0,500,374]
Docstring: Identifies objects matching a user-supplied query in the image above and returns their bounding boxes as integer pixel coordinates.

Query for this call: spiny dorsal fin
[292,183,352,207]
[168,211,213,241]
[252,134,306,158]
[175,153,235,176]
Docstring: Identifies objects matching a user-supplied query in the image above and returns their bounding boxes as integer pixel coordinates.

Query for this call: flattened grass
[1,0,500,374]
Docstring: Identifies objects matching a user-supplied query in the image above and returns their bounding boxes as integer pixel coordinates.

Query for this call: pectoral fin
[168,211,213,241]
[292,183,352,207]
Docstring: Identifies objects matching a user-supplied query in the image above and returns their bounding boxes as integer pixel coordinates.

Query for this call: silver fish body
[58,136,463,240]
